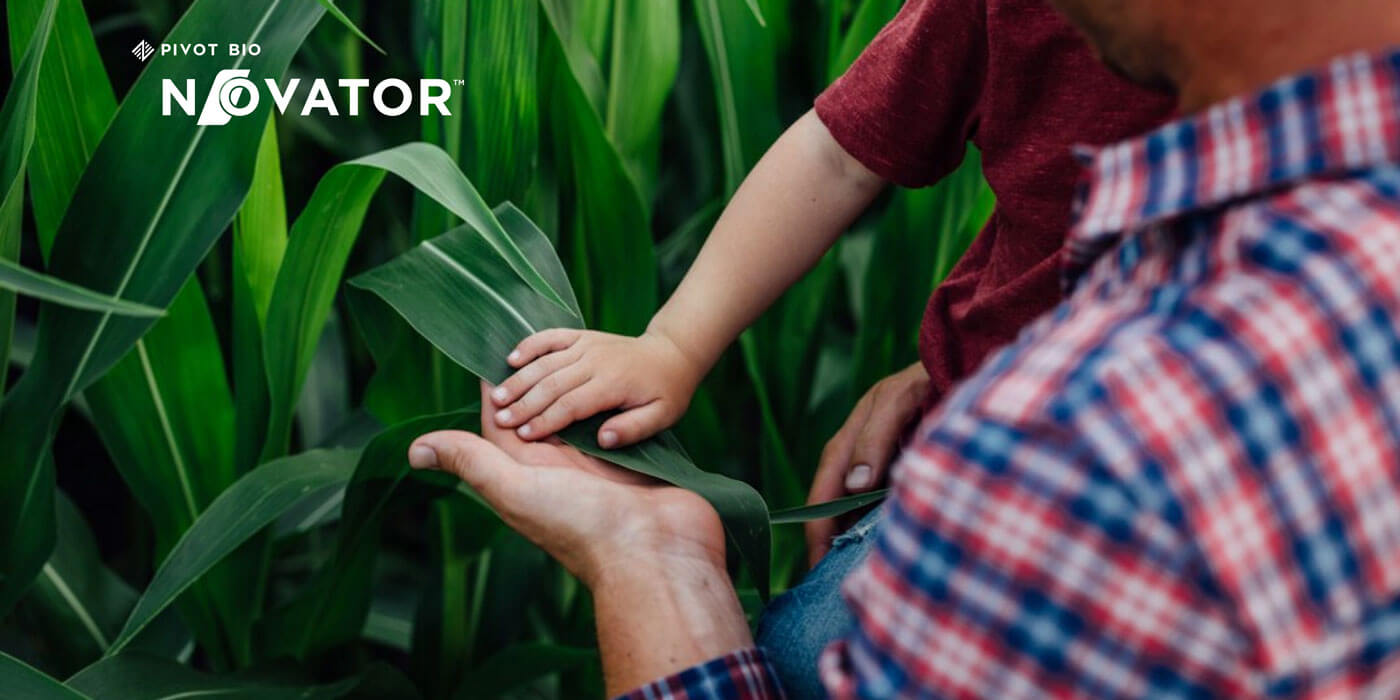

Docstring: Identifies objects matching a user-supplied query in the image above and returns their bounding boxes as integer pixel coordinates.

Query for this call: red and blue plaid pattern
[620,48,1400,699]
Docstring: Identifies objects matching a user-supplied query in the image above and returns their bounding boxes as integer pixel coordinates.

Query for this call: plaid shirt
[620,48,1400,699]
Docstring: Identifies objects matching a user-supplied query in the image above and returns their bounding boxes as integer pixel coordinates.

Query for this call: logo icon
[132,40,154,62]
[196,69,258,126]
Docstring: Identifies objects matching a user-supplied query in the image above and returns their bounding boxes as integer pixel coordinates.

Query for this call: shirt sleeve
[817,407,1251,697]
[613,647,785,700]
[814,0,988,188]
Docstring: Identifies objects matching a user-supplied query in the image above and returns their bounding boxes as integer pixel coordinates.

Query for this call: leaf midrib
[41,562,108,649]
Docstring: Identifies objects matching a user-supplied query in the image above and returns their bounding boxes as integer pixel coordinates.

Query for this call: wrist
[588,543,753,696]
[643,316,712,390]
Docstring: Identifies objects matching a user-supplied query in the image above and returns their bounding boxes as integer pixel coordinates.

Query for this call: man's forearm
[591,553,754,697]
[649,109,885,373]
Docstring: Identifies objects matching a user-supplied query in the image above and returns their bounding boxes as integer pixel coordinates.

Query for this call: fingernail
[492,386,508,402]
[599,430,618,448]
[845,464,874,490]
[508,350,521,363]
[495,409,512,424]
[408,445,439,470]
[517,424,532,438]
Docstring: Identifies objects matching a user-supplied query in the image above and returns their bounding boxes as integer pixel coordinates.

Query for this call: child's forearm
[648,109,886,374]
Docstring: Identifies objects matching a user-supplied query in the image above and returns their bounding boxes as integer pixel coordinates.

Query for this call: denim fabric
[756,507,884,699]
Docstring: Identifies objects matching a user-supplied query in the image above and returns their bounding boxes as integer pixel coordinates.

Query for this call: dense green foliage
[0,0,991,696]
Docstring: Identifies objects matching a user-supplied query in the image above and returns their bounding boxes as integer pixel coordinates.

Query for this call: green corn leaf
[68,653,414,700]
[413,497,506,696]
[260,141,569,462]
[542,6,656,334]
[232,114,286,476]
[453,643,597,700]
[84,279,243,666]
[0,258,165,317]
[0,0,58,395]
[462,0,539,206]
[17,492,191,676]
[6,0,117,258]
[314,0,385,55]
[0,651,86,699]
[0,0,327,614]
[350,203,574,425]
[828,0,900,80]
[349,221,772,596]
[605,0,679,195]
[106,448,361,656]
[768,490,888,525]
[692,0,781,195]
[259,411,478,659]
[233,115,288,327]
[743,0,767,27]
[8,0,248,663]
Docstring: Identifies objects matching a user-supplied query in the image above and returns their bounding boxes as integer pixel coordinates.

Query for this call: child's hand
[490,329,705,448]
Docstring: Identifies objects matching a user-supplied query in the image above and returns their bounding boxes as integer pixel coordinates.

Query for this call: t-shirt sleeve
[814,0,988,188]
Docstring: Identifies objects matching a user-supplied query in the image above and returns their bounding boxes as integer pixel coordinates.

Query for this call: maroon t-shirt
[816,0,1174,404]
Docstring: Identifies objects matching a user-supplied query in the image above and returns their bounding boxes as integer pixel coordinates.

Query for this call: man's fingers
[805,517,838,569]
[409,430,523,506]
[496,364,591,428]
[806,427,857,568]
[494,349,580,407]
[506,328,581,370]
[596,401,673,448]
[845,406,906,493]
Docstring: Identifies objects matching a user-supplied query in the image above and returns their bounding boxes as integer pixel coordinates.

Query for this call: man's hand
[489,328,704,448]
[805,362,930,566]
[409,382,752,696]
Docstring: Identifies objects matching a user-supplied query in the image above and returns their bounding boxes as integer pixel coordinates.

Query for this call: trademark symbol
[453,79,466,86]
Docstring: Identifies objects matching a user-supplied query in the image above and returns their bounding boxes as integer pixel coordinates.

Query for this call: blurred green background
[0,0,990,696]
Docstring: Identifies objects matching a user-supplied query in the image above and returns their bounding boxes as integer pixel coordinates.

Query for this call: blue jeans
[756,507,883,699]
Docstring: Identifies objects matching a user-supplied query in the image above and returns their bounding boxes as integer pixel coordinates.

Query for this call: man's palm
[410,382,727,586]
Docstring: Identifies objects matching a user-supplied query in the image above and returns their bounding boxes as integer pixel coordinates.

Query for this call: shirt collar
[1063,47,1400,288]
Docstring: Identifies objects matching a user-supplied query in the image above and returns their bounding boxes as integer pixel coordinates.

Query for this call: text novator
[163,70,452,126]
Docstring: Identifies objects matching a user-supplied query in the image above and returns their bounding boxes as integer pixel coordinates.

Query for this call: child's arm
[491,109,886,447]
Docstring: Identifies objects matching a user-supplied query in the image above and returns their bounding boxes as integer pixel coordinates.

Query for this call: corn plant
[0,0,990,696]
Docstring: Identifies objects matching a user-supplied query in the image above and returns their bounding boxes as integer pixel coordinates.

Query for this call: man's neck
[1173,2,1400,113]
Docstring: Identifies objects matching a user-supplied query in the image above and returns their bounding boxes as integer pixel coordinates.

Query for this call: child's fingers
[495,364,591,428]
[517,382,621,440]
[596,401,673,448]
[508,329,581,368]
[494,350,581,406]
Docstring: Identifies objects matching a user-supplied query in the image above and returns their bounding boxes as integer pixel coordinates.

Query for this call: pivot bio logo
[162,70,453,126]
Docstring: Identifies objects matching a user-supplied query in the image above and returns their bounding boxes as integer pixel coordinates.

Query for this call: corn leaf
[463,0,539,206]
[692,0,781,195]
[605,0,679,195]
[349,221,772,596]
[6,0,117,257]
[827,0,900,80]
[0,258,165,316]
[314,0,385,55]
[16,493,191,676]
[541,7,656,334]
[260,142,569,461]
[68,653,411,700]
[0,0,327,613]
[768,490,888,525]
[452,643,596,700]
[0,651,85,699]
[107,448,361,656]
[0,0,57,396]
[259,411,478,659]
